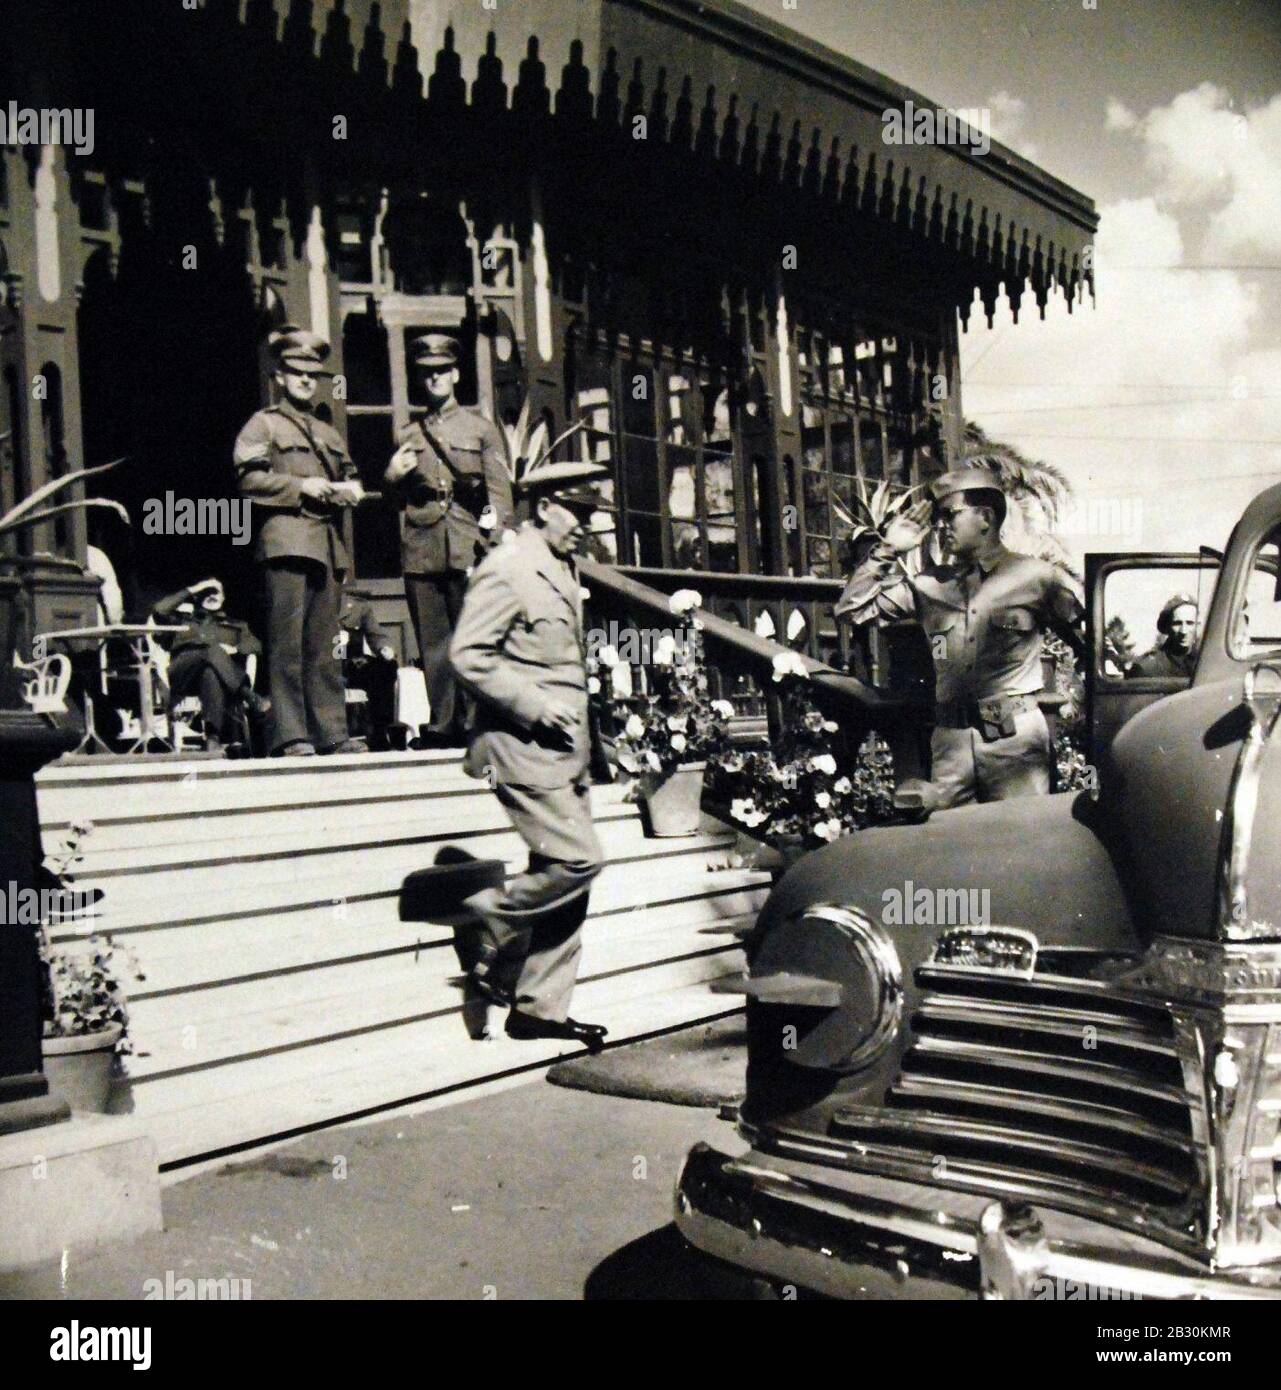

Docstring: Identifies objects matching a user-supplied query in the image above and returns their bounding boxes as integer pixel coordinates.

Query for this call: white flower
[596,643,620,669]
[653,634,678,667]
[645,750,663,772]
[809,753,837,775]
[731,798,769,828]
[711,700,735,720]
[670,733,688,753]
[814,791,831,809]
[624,714,645,740]
[771,651,807,681]
[666,714,688,732]
[833,777,852,794]
[587,676,601,694]
[611,664,633,698]
[669,588,703,614]
[813,818,844,842]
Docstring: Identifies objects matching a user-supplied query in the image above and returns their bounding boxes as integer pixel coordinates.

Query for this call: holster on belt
[936,696,1028,742]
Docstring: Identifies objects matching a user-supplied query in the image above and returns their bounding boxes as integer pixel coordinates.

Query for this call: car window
[1100,563,1216,678]
[1230,531,1281,659]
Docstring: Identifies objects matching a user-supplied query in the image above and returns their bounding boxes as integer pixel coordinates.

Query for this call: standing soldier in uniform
[233,327,367,756]
[383,334,514,747]
[837,468,1084,808]
[450,460,609,1051]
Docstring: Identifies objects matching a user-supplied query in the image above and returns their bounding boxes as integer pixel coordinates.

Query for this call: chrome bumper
[674,1143,1281,1300]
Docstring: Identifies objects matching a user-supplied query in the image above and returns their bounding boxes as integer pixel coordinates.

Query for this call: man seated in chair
[151,579,270,753]
[338,583,397,750]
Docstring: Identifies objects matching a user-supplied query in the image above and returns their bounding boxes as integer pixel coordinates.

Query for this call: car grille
[829,965,1202,1222]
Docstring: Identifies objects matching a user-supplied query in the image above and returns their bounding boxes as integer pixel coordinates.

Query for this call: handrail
[579,559,929,725]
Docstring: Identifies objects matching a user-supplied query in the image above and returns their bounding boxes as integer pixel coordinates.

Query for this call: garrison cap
[410,333,461,369]
[516,460,609,512]
[267,326,333,375]
[929,468,1005,504]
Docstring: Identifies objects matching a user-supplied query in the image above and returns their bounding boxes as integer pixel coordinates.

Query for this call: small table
[37,624,186,755]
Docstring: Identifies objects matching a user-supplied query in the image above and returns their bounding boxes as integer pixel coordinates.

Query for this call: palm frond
[0,459,125,532]
[2,498,132,535]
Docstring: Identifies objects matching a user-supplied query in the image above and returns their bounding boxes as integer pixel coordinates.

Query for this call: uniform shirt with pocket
[233,399,357,573]
[836,541,1082,707]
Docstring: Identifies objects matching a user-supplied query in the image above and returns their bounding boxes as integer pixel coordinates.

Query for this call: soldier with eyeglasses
[837,468,1084,807]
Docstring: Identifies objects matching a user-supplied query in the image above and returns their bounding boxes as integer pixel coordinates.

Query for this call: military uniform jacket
[151,590,261,661]
[233,399,359,575]
[1127,641,1196,679]
[450,525,590,790]
[388,399,514,575]
[837,540,1082,709]
[338,594,386,658]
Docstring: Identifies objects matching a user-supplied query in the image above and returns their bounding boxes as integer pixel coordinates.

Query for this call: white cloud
[1131,83,1281,259]
[960,191,1278,563]
[985,89,1039,162]
[1105,99,1138,132]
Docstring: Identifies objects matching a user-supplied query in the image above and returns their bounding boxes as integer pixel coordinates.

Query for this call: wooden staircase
[36,751,769,1171]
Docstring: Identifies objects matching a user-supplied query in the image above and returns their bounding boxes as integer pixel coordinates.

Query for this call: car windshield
[1230,525,1281,660]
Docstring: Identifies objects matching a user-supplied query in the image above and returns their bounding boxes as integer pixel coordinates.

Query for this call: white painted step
[137,968,744,1168]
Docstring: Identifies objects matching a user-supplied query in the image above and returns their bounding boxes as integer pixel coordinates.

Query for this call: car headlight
[750,903,903,1073]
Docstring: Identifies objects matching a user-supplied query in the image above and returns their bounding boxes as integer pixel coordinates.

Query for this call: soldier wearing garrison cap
[448,459,609,1049]
[383,333,514,747]
[233,327,367,756]
[837,466,1084,808]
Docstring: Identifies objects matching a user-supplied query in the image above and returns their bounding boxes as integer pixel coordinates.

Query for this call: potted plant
[597,589,731,837]
[706,657,898,857]
[36,820,142,1114]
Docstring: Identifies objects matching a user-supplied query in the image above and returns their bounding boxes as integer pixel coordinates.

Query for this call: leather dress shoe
[278,741,316,756]
[505,1010,608,1053]
[467,956,514,1008]
[323,736,368,754]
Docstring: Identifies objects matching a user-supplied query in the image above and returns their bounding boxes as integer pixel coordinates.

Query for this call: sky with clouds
[741,0,1281,564]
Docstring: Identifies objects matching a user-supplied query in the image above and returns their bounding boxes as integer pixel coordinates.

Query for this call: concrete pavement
[2,1077,748,1301]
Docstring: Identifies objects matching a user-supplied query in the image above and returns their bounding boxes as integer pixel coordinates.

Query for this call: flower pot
[42,1023,122,1113]
[639,761,707,837]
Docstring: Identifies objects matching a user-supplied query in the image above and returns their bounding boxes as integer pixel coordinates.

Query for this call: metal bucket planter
[42,1023,122,1113]
[639,761,707,837]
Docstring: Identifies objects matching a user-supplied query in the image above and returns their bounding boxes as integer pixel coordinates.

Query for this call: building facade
[0,0,1097,659]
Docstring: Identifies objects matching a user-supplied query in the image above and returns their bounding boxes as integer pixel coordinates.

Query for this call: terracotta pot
[639,761,707,837]
[42,1023,123,1113]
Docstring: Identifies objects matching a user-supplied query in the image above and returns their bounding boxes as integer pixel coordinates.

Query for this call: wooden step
[126,882,769,997]
[139,969,744,1169]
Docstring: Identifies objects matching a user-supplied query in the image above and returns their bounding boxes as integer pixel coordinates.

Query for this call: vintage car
[675,482,1281,1299]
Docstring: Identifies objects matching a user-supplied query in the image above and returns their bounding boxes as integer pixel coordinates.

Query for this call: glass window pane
[860,418,885,481]
[705,451,737,573]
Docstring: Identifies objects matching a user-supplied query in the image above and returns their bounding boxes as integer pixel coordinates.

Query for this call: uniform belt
[934,694,1039,730]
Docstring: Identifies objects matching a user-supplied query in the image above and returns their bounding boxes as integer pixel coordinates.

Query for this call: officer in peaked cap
[449,459,610,1049]
[383,333,514,748]
[837,466,1084,807]
[233,326,367,756]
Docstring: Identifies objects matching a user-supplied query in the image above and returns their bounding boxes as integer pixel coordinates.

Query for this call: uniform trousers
[465,778,604,1022]
[930,705,1052,809]
[405,570,469,735]
[168,646,249,743]
[263,558,348,752]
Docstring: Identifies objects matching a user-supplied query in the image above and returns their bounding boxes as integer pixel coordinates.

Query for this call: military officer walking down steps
[837,468,1084,808]
[383,334,514,748]
[234,327,367,756]
[450,460,609,1052]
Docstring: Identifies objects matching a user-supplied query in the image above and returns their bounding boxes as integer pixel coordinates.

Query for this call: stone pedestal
[0,1114,162,1271]
[0,707,80,1138]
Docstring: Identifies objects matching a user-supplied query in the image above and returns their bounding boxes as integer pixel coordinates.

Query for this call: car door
[1085,549,1220,764]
